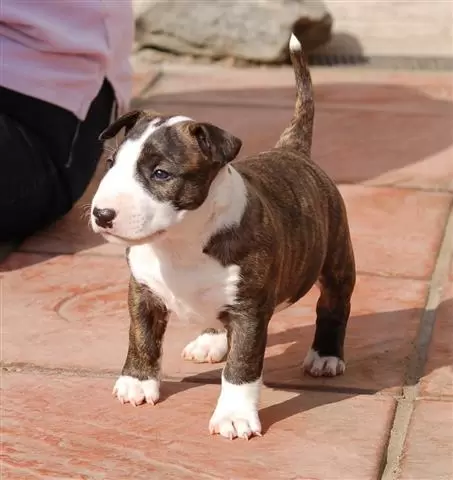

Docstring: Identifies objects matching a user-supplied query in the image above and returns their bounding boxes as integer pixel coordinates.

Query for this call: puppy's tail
[275,32,314,157]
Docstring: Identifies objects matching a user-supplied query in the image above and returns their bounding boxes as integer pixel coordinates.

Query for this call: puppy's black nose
[93,207,116,228]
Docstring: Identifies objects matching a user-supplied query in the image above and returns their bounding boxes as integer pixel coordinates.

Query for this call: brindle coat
[99,32,355,394]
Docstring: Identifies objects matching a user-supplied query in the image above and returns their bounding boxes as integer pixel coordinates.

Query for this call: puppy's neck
[153,165,247,250]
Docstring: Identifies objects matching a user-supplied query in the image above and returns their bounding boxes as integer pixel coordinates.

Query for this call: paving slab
[1,253,129,372]
[1,251,428,393]
[2,373,395,480]
[399,400,453,480]
[340,186,450,279]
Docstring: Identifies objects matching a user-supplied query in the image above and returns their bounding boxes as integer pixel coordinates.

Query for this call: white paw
[112,376,160,406]
[302,348,345,377]
[182,330,228,363]
[209,376,262,440]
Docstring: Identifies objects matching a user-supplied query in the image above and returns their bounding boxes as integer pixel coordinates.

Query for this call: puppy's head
[90,110,242,245]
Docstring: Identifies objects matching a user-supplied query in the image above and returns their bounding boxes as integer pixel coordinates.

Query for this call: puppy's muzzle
[92,206,117,229]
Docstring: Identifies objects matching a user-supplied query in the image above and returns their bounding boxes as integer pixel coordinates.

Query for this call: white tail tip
[289,33,302,52]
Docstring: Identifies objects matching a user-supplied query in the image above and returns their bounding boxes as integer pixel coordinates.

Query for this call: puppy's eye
[152,169,172,181]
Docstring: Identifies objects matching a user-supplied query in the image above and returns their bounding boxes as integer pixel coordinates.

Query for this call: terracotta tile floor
[2,66,453,479]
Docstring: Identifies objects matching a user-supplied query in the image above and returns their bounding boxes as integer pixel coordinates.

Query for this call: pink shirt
[0,1,134,120]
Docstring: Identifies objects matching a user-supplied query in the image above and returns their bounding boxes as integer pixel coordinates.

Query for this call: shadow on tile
[157,298,452,432]
[157,379,353,435]
[138,81,453,185]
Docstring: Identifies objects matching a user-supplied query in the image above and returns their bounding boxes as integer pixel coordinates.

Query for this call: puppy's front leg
[209,308,269,440]
[113,276,168,406]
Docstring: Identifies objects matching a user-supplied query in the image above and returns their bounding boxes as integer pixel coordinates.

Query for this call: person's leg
[0,113,70,241]
[0,80,115,241]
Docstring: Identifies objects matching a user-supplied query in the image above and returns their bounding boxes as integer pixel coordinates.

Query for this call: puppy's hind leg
[182,328,228,364]
[303,238,356,377]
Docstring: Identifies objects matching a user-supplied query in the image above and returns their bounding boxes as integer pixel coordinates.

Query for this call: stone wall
[133,0,333,64]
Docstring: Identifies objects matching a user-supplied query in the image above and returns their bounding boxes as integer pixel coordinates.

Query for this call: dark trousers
[0,80,114,241]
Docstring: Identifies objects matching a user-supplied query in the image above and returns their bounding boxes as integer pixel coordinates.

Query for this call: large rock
[133,0,333,64]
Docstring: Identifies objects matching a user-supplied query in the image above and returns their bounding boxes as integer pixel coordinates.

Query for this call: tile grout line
[380,200,453,480]
[0,363,383,397]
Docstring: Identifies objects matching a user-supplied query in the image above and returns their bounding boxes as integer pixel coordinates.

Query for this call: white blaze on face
[91,116,191,242]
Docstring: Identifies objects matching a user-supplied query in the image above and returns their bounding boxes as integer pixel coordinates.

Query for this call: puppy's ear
[188,122,242,165]
[99,110,144,141]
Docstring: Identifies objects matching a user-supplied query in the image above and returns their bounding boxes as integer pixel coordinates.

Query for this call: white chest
[128,243,240,323]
